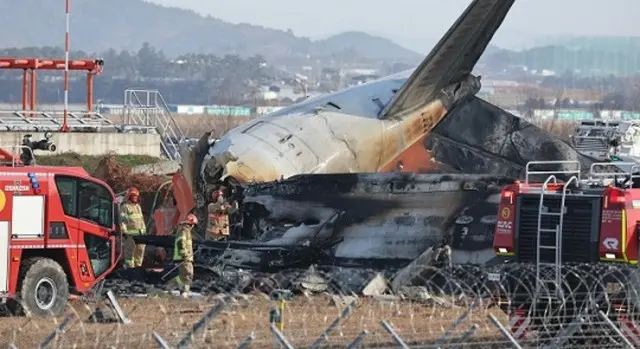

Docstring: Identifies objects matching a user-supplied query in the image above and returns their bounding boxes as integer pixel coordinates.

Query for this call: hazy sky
[148,0,639,52]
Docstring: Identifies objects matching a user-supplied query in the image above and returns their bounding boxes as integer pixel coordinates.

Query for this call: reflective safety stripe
[173,276,184,285]
[125,229,144,235]
[173,236,184,261]
[11,244,86,249]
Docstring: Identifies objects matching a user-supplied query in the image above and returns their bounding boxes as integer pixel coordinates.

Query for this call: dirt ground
[1,293,509,348]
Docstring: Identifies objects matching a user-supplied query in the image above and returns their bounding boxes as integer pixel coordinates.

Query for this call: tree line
[1,43,639,108]
[0,44,273,105]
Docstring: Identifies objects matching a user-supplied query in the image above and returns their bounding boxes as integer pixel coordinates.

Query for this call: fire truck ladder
[122,89,184,160]
[535,174,579,300]
[525,161,582,301]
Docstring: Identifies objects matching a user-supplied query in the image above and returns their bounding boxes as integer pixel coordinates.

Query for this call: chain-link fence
[2,264,640,348]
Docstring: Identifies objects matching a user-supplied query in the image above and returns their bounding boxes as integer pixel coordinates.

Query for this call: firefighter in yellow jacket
[206,189,238,240]
[171,213,198,297]
[120,187,147,268]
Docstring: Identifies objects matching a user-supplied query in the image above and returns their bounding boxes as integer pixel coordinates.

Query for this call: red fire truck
[492,160,640,342]
[0,138,120,317]
[493,160,640,264]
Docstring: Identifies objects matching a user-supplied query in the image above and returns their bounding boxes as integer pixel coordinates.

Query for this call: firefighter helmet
[182,213,198,225]
[127,187,140,203]
[212,190,223,201]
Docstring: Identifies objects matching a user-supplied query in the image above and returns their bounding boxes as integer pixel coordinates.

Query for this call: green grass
[36,153,161,173]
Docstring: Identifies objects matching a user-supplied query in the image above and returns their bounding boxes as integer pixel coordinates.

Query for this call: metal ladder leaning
[535,175,579,300]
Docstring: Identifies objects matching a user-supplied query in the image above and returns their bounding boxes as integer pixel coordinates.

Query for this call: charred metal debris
[120,173,514,297]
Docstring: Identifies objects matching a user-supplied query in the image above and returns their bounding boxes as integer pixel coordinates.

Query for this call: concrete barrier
[0,132,161,157]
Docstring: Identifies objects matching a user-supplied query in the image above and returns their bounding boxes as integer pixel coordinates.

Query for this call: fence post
[449,324,479,349]
[105,289,131,324]
[309,300,357,349]
[236,333,254,349]
[541,316,585,349]
[599,310,637,348]
[487,314,524,349]
[616,312,640,347]
[380,320,410,349]
[176,294,232,348]
[39,315,72,349]
[434,297,481,346]
[270,323,294,349]
[152,332,171,349]
[540,291,606,348]
[345,330,368,349]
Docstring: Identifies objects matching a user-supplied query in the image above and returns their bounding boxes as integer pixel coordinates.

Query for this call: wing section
[380,0,515,119]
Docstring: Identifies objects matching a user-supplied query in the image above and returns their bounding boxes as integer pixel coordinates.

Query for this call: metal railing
[525,160,582,183]
[585,162,640,188]
[0,110,115,132]
[122,89,184,160]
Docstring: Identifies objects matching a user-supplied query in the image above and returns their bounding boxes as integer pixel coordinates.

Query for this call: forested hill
[0,0,421,63]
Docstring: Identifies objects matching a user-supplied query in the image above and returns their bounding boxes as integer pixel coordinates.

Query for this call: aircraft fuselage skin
[198,72,594,189]
[199,72,480,186]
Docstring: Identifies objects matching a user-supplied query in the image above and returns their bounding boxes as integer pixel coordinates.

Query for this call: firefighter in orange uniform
[120,187,147,268]
[206,189,238,240]
[170,213,198,297]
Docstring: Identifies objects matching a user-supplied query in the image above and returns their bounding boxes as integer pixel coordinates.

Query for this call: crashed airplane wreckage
[130,0,632,293]
[137,173,514,268]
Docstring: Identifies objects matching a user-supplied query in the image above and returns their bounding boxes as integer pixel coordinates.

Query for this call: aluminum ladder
[535,175,579,300]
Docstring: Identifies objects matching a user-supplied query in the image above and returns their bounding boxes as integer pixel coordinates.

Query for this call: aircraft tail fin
[380,0,515,119]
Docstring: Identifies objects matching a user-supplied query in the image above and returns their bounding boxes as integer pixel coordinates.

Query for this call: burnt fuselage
[213,173,515,268]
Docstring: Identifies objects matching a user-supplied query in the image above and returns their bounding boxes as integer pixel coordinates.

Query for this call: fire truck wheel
[18,258,69,317]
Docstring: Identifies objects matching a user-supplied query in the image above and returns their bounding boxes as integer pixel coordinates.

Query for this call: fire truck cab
[0,144,120,316]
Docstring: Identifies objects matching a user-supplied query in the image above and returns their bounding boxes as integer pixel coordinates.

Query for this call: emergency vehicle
[0,140,120,316]
[492,160,640,343]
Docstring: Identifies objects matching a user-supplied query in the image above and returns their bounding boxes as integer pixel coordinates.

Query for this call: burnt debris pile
[118,173,523,304]
[104,262,502,304]
[136,173,515,274]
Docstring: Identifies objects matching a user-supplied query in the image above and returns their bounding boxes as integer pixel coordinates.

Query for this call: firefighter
[120,187,147,268]
[170,213,198,297]
[206,189,238,240]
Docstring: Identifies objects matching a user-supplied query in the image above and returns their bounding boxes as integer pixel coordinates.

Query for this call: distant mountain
[315,32,422,62]
[0,0,420,63]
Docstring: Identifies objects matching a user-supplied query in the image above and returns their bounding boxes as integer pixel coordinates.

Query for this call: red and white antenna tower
[62,0,70,131]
